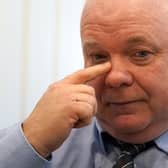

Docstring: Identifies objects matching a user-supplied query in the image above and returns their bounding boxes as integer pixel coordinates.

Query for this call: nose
[105,60,133,88]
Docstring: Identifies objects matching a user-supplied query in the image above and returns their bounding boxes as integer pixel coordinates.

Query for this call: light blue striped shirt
[0,119,168,168]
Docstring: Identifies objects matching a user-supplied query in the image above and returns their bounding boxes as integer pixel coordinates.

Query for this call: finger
[69,84,95,96]
[72,93,97,108]
[74,101,95,120]
[73,99,98,117]
[63,62,111,84]
[48,82,95,96]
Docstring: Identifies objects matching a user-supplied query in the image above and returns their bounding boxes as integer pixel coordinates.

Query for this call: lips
[106,100,141,106]
[104,100,144,116]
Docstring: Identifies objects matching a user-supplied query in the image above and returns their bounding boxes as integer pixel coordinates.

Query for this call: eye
[135,50,153,58]
[128,48,155,65]
[90,53,108,64]
[131,49,154,64]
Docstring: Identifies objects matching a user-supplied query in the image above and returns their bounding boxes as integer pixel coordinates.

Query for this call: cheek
[134,63,168,117]
[148,80,168,119]
[144,64,168,95]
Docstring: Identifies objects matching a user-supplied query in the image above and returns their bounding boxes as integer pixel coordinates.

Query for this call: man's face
[81,0,168,143]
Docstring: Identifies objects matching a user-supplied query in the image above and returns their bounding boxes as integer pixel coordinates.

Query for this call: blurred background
[0,0,85,128]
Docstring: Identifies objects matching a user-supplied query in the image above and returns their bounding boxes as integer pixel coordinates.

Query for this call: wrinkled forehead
[81,0,168,27]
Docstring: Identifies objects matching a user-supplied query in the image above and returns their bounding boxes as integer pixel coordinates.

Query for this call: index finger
[63,62,111,84]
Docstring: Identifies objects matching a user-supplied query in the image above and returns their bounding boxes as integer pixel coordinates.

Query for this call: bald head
[80,0,168,48]
[81,0,168,30]
[80,0,168,143]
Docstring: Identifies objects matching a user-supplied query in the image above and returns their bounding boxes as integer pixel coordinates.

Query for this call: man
[0,0,168,167]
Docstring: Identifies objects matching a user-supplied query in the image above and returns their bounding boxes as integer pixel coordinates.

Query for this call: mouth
[104,100,143,116]
[106,100,141,106]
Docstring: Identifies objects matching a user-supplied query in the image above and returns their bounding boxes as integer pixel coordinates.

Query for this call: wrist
[22,121,51,158]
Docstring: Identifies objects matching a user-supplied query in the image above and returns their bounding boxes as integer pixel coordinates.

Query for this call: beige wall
[0,0,84,128]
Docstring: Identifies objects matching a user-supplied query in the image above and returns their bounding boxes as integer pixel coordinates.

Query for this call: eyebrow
[83,36,161,53]
[126,35,160,51]
[127,36,150,44]
[82,41,109,57]
[83,40,102,51]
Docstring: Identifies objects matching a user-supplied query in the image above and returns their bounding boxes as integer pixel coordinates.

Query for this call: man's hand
[22,62,111,157]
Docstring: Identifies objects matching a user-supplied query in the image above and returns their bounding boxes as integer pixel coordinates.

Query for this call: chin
[114,115,147,132]
[97,115,152,143]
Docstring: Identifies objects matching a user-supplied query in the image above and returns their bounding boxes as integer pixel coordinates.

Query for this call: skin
[23,0,168,157]
[23,62,111,157]
[81,0,168,143]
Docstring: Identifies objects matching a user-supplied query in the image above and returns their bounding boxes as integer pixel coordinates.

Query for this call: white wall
[0,0,85,128]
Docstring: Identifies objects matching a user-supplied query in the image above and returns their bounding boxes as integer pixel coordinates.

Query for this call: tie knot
[101,132,154,157]
[101,132,155,168]
[117,141,154,157]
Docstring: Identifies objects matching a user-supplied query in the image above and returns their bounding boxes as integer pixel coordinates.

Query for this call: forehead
[81,0,168,27]
[81,0,168,50]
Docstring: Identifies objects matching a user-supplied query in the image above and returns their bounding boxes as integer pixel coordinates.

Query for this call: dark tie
[101,132,154,168]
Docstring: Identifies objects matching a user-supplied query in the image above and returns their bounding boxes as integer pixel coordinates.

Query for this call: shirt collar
[155,131,168,153]
[95,119,106,153]
[95,118,168,154]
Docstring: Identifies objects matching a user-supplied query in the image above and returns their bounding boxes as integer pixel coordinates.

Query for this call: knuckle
[48,82,60,90]
[88,86,96,95]
[84,85,95,95]
[82,103,94,117]
[76,70,87,78]
[64,101,95,126]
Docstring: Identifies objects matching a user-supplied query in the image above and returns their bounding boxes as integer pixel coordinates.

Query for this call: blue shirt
[0,119,168,168]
